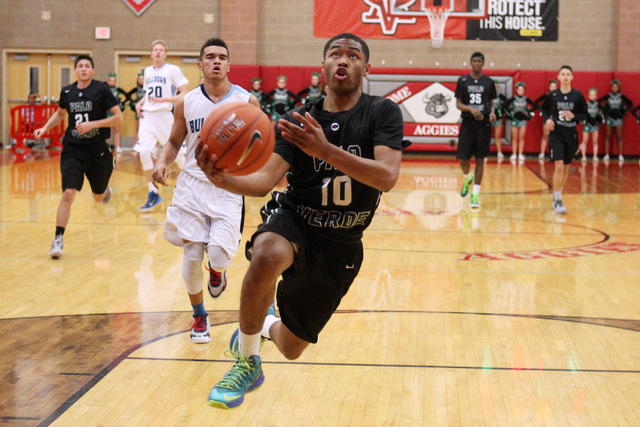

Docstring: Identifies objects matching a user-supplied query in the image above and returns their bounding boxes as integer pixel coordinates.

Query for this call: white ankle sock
[239,330,262,358]
[261,315,278,339]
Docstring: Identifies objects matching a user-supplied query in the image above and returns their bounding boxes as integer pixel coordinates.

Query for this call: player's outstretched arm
[278,112,401,192]
[196,142,290,197]
[34,107,66,139]
[153,98,188,187]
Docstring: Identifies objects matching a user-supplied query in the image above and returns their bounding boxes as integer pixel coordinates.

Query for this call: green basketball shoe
[207,355,264,409]
[460,173,474,197]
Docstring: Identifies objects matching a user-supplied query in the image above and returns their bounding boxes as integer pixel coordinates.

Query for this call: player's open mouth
[335,68,348,80]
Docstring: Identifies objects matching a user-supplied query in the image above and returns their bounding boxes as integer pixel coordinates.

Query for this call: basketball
[200,102,275,176]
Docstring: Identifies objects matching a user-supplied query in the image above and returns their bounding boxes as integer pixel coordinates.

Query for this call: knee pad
[139,151,154,170]
[182,242,205,294]
[207,245,232,271]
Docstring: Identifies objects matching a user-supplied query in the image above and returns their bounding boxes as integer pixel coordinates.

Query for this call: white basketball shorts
[135,110,174,154]
[164,172,244,258]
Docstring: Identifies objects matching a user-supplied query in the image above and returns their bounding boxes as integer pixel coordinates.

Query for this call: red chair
[10,105,64,154]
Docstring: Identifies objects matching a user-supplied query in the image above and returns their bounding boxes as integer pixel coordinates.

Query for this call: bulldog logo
[423,93,451,119]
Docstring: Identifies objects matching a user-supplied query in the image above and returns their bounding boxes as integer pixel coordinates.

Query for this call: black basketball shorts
[457,118,492,160]
[549,128,579,165]
[246,193,364,343]
[60,141,113,193]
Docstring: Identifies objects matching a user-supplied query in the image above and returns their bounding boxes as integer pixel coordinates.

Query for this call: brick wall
[221,0,259,65]
[617,0,640,71]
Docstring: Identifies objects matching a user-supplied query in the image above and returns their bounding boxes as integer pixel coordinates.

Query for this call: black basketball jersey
[540,88,588,130]
[58,80,119,144]
[274,94,404,242]
[455,73,497,122]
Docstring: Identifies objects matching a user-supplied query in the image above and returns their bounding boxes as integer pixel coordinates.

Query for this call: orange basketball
[200,102,275,176]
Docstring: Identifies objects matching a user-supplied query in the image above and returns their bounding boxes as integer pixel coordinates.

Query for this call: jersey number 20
[148,86,163,98]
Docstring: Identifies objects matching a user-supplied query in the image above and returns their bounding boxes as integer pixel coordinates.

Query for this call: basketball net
[425,7,451,49]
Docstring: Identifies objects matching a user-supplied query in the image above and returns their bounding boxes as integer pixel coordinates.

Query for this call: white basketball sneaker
[49,235,64,259]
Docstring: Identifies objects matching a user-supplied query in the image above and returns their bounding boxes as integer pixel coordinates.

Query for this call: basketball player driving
[196,32,408,409]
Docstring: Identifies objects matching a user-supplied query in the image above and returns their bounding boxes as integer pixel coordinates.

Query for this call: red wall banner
[314,0,467,39]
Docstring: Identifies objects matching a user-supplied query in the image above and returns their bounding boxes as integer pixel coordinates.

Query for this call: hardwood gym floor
[1,150,639,426]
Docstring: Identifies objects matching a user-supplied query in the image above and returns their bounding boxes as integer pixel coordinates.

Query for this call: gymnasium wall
[0,0,628,146]
[618,0,640,71]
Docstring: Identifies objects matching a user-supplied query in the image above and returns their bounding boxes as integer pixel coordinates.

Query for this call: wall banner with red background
[314,0,557,42]
[314,0,467,39]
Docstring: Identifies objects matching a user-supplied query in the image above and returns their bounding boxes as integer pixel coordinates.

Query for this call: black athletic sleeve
[454,76,466,101]
[540,93,553,122]
[622,94,634,112]
[287,90,301,105]
[372,98,404,150]
[102,83,120,111]
[504,97,515,110]
[58,87,69,111]
[263,90,275,103]
[572,92,588,123]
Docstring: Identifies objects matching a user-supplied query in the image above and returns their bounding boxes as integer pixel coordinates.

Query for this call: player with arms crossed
[152,38,261,343]
[135,40,189,211]
[196,33,407,409]
[540,65,587,215]
[455,52,497,209]
[35,54,123,258]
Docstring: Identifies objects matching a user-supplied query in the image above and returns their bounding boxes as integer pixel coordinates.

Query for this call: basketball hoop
[425,7,451,49]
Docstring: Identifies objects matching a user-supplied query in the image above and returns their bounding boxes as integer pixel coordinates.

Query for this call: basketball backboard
[390,0,488,19]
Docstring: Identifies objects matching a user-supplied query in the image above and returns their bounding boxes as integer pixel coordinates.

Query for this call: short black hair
[323,33,370,63]
[200,38,229,60]
[470,52,485,62]
[74,54,94,68]
[559,65,573,73]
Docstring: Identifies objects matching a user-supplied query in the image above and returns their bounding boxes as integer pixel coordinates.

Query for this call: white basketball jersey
[142,63,189,112]
[182,84,251,182]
